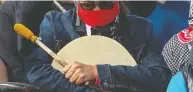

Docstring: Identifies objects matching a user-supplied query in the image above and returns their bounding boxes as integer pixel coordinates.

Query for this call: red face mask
[78,2,120,27]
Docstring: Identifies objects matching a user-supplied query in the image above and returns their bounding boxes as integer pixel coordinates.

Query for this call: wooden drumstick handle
[14,24,90,86]
[14,24,67,67]
[35,39,67,67]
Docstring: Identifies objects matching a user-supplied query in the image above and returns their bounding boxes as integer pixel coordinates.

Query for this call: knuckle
[73,63,79,68]
[76,68,82,72]
[65,75,69,79]
[63,65,70,72]
[65,73,71,79]
[79,74,85,78]
[72,61,78,65]
[69,78,74,82]
[63,68,67,73]
[65,73,70,78]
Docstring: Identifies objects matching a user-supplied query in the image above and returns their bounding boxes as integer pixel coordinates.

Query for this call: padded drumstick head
[14,24,38,43]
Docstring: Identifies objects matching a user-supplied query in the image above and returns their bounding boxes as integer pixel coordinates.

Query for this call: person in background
[124,1,190,47]
[166,1,193,91]
[162,0,193,77]
[147,1,189,46]
[165,26,193,92]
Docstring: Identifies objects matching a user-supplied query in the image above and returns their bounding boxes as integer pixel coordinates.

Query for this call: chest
[51,23,148,63]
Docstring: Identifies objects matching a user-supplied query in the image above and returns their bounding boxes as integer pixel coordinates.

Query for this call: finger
[76,74,85,85]
[63,64,71,74]
[65,61,81,78]
[65,65,77,79]
[69,69,80,83]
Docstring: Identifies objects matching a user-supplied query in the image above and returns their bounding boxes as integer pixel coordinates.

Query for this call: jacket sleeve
[25,13,99,92]
[96,22,171,92]
[23,13,54,73]
[166,72,187,92]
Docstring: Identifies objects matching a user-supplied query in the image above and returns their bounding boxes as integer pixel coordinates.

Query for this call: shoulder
[163,34,179,49]
[40,9,75,31]
[163,27,192,52]
[44,9,75,22]
[127,14,151,26]
[125,14,153,43]
[163,26,192,51]
[162,33,189,74]
[126,14,152,36]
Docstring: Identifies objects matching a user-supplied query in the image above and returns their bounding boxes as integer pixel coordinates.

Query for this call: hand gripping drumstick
[14,24,67,67]
[14,24,90,85]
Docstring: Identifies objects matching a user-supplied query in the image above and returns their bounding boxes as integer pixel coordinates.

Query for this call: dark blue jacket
[24,9,170,92]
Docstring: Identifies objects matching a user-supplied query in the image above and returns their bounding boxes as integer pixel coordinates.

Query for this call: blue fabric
[148,2,189,46]
[167,72,187,92]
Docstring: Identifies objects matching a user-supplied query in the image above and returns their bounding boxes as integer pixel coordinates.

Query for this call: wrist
[92,65,98,78]
[92,65,100,85]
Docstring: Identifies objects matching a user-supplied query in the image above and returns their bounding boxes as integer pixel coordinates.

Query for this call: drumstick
[14,24,67,67]
[53,0,66,12]
[14,24,90,86]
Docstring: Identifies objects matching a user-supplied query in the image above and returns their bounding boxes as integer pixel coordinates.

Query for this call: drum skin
[52,36,137,72]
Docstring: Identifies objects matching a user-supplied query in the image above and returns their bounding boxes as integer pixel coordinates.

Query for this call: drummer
[24,1,170,92]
